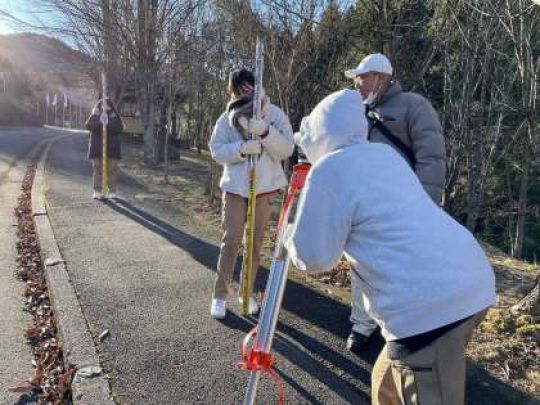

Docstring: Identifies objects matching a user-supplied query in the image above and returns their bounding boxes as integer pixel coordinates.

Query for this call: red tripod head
[289,163,311,193]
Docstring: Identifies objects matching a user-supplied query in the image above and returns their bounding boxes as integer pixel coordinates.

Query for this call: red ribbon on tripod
[237,327,284,405]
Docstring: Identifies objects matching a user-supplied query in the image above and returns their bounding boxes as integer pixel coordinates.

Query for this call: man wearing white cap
[344,53,446,353]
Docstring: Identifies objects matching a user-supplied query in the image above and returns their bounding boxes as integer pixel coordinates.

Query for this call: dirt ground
[120,143,539,398]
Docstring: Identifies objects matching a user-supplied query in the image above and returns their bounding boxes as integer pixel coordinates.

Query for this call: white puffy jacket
[286,89,495,341]
[209,104,294,198]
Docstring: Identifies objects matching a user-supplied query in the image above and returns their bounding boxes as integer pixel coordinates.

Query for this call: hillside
[0,33,96,126]
[0,33,94,89]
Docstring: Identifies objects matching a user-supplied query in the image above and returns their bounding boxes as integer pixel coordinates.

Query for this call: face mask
[363,76,381,109]
[364,91,378,110]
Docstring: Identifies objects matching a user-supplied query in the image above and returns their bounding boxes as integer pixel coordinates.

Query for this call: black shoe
[346,330,370,354]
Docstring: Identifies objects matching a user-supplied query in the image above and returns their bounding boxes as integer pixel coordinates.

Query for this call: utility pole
[52,94,58,126]
[0,72,6,93]
[45,93,50,125]
[63,93,67,127]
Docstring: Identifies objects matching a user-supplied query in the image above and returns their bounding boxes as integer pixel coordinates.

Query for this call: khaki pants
[92,158,119,192]
[372,311,487,405]
[213,192,274,300]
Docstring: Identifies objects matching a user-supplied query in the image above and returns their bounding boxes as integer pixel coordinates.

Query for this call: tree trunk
[101,0,126,105]
[511,274,540,318]
[195,86,204,153]
[139,71,157,165]
[205,122,220,205]
[513,159,530,258]
[466,131,484,232]
[136,0,159,165]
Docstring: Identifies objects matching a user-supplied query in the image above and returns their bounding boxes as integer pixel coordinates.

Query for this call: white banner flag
[45,93,50,106]
[52,93,58,106]
[63,93,68,108]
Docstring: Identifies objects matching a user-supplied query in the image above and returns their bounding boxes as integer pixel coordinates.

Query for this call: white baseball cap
[344,53,393,79]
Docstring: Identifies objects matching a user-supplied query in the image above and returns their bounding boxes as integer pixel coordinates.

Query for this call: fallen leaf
[7,381,35,394]
[25,326,40,339]
[59,369,75,387]
[28,369,45,386]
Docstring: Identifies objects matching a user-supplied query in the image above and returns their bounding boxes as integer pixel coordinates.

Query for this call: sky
[0,0,61,35]
[0,0,30,34]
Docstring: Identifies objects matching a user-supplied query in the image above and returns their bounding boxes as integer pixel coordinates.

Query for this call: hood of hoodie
[296,89,368,165]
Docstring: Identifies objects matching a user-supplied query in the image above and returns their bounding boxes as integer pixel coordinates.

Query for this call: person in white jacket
[209,68,294,319]
[286,89,495,405]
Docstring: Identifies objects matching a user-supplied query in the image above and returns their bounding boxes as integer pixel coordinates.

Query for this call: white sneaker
[108,192,118,199]
[93,191,104,200]
[239,295,260,315]
[210,298,226,319]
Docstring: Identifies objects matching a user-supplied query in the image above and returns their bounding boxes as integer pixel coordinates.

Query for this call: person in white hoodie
[209,68,294,319]
[286,89,495,404]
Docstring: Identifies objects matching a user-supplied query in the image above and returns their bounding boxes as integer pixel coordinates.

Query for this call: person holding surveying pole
[86,77,124,201]
[208,63,294,319]
[285,89,495,405]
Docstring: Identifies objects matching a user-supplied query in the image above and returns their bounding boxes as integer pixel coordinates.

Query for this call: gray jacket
[368,82,446,204]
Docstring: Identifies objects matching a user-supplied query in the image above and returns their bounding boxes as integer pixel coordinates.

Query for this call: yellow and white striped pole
[101,72,109,196]
[240,39,265,315]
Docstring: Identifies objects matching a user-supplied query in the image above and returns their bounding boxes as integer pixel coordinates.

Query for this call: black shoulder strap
[367,116,416,167]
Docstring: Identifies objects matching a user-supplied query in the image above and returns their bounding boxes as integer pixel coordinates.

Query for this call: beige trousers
[372,310,487,405]
[213,192,275,300]
[92,158,119,192]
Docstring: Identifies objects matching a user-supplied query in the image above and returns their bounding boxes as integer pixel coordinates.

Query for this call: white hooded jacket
[209,104,294,198]
[286,89,495,341]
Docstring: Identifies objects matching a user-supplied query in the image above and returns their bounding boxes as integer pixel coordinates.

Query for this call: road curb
[43,125,89,134]
[32,136,114,404]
